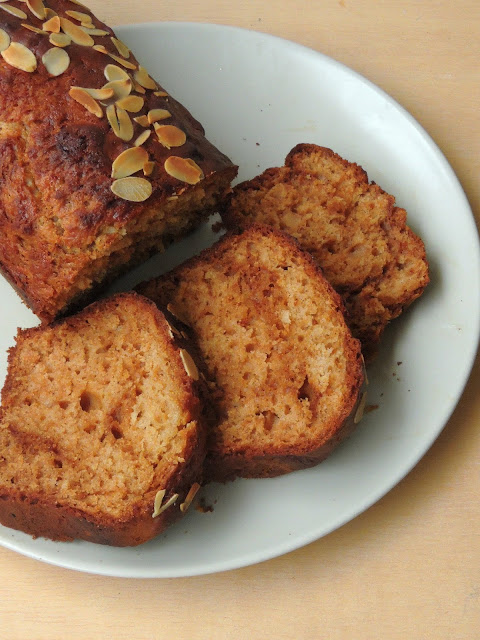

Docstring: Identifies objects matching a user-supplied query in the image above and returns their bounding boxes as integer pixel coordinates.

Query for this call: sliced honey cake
[138,226,365,482]
[221,144,429,359]
[0,292,206,546]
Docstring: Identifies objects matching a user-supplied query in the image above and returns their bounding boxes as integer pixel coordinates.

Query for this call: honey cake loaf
[137,226,365,482]
[0,292,206,546]
[221,144,429,359]
[0,0,237,323]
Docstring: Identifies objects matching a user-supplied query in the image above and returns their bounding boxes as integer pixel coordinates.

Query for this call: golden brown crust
[0,1,237,323]
[0,292,207,545]
[221,144,429,360]
[138,225,365,482]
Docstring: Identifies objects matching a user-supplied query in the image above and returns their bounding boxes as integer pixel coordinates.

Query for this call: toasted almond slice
[84,86,115,100]
[104,63,129,82]
[151,490,166,518]
[134,129,151,147]
[42,15,60,32]
[154,124,186,149]
[44,7,57,19]
[1,42,36,72]
[93,44,108,54]
[21,23,45,34]
[69,87,103,118]
[0,4,28,19]
[111,177,152,202]
[143,160,155,176]
[180,349,199,380]
[132,80,146,95]
[154,90,168,97]
[134,65,157,90]
[49,32,71,47]
[0,28,9,53]
[133,115,149,127]
[102,78,132,100]
[106,104,120,137]
[60,17,94,46]
[42,47,69,76]
[148,108,171,124]
[65,9,91,23]
[164,156,204,185]
[180,483,201,513]
[80,20,95,29]
[81,27,109,36]
[111,36,130,58]
[26,0,46,19]
[116,95,144,113]
[107,52,136,70]
[111,146,149,179]
[116,106,134,141]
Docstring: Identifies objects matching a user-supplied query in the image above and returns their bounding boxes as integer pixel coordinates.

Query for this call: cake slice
[138,226,365,482]
[0,292,206,546]
[221,144,429,359]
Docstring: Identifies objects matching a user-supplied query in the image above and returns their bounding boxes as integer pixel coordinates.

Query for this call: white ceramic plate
[0,23,479,578]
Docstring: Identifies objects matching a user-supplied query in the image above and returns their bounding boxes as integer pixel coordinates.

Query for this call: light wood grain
[1,2,479,639]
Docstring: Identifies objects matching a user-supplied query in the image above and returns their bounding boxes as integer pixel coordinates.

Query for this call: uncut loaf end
[0,0,237,323]
[0,292,207,546]
[138,226,365,482]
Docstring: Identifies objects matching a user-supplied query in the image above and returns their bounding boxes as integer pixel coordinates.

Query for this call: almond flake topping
[133,129,151,147]
[102,77,132,100]
[107,52,136,70]
[0,28,10,53]
[44,8,57,19]
[106,104,133,141]
[154,90,168,97]
[111,177,152,202]
[49,32,71,47]
[133,115,149,127]
[21,23,45,34]
[143,160,154,176]
[81,27,108,36]
[43,15,61,32]
[152,491,179,519]
[154,124,186,149]
[83,86,114,100]
[69,86,103,118]
[180,483,201,513]
[26,0,46,20]
[148,108,171,124]
[1,42,36,72]
[65,9,92,23]
[60,17,94,46]
[93,44,107,54]
[111,36,129,58]
[180,349,199,380]
[164,156,204,185]
[132,80,146,95]
[134,65,156,90]
[0,3,27,19]
[104,63,129,82]
[116,94,144,113]
[111,146,149,179]
[42,46,69,76]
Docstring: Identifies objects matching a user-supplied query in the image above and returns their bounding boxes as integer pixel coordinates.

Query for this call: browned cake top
[0,292,203,522]
[222,144,429,358]
[139,226,364,463]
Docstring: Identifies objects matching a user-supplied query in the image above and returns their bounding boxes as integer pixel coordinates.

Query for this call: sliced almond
[104,63,129,82]
[44,8,57,19]
[116,107,133,141]
[65,9,92,23]
[84,86,115,100]
[111,146,149,179]
[102,78,132,100]
[180,349,199,380]
[164,156,204,185]
[133,129,151,147]
[111,36,130,58]
[93,44,108,54]
[1,42,36,72]
[60,17,94,46]
[116,95,144,113]
[42,15,61,33]
[111,177,152,202]
[42,47,69,76]
[49,32,71,47]
[154,90,168,97]
[69,86,103,118]
[154,124,186,149]
[0,3,27,18]
[152,491,178,518]
[143,160,155,176]
[134,65,157,90]
[133,115,149,128]
[107,52,136,70]
[21,23,45,34]
[81,27,109,36]
[132,80,146,95]
[26,0,46,20]
[180,483,201,513]
[0,28,10,53]
[106,104,120,137]
[148,108,171,124]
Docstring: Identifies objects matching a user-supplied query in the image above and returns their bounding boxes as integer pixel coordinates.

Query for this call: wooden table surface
[1,1,479,638]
